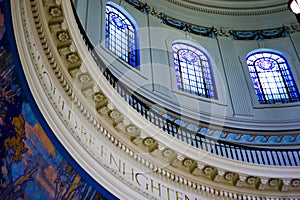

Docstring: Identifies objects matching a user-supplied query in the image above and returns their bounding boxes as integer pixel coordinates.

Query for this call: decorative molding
[164,0,287,16]
[125,0,300,40]
[73,0,300,148]
[11,0,300,199]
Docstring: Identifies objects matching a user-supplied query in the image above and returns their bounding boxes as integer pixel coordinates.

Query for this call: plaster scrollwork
[224,172,235,181]
[161,148,178,166]
[125,124,141,137]
[246,176,261,190]
[217,28,231,37]
[57,31,70,42]
[142,137,158,152]
[223,172,239,186]
[292,179,300,187]
[49,6,62,17]
[13,0,300,199]
[284,23,300,34]
[182,158,197,173]
[202,166,218,181]
[269,178,281,188]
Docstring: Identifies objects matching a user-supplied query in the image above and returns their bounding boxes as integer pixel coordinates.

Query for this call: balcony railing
[71,1,300,166]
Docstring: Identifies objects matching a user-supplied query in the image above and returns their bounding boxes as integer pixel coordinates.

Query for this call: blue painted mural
[0,1,115,199]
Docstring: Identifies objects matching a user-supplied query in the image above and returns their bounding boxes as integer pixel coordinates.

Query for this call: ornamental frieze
[125,0,300,40]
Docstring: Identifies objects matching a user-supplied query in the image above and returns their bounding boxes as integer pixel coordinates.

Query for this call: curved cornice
[125,0,300,40]
[11,0,300,199]
[164,0,287,16]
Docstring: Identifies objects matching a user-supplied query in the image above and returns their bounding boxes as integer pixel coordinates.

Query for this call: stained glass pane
[172,43,217,99]
[246,51,300,104]
[105,4,138,68]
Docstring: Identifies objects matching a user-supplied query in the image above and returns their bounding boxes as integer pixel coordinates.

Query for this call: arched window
[172,42,217,99]
[246,50,300,104]
[105,3,139,68]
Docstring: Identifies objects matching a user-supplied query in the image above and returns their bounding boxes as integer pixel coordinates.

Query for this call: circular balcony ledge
[85,1,300,146]
[11,0,300,199]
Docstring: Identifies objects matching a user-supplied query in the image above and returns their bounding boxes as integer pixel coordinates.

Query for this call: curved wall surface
[76,0,300,141]
[72,0,300,162]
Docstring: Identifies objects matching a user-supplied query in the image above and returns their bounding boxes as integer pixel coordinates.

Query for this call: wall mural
[0,2,111,199]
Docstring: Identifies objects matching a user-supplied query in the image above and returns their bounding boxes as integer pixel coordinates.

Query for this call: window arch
[105,3,139,68]
[172,42,217,99]
[246,49,300,104]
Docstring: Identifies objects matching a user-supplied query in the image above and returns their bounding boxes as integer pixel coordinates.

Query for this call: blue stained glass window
[246,50,300,104]
[172,43,217,99]
[105,4,139,68]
